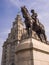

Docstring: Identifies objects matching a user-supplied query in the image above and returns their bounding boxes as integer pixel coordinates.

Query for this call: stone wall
[15,38,49,65]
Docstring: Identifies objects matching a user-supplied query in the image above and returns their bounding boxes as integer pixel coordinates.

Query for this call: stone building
[1,6,49,65]
[1,15,24,65]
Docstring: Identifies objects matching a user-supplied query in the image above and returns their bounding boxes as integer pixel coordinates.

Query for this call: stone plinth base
[15,38,49,65]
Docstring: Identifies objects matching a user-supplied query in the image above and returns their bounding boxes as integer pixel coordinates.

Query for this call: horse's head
[21,6,29,18]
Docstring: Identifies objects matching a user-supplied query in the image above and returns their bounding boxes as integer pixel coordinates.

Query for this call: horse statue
[21,6,34,34]
[21,6,47,43]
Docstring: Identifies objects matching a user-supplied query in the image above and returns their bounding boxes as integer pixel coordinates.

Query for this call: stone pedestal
[15,38,49,65]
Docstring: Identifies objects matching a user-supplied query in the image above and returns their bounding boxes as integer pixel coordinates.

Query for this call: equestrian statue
[21,6,47,43]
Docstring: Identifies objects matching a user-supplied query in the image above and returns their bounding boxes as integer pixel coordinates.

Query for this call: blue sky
[0,0,49,64]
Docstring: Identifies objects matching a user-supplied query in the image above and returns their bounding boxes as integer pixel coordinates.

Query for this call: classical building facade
[1,15,24,65]
[1,6,49,65]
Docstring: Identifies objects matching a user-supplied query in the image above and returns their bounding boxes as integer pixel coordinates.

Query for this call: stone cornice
[16,38,49,54]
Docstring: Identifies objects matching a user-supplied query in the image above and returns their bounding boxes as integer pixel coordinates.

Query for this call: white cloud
[10,0,21,8]
[9,0,49,10]
[0,29,10,35]
[0,29,10,42]
[9,0,37,10]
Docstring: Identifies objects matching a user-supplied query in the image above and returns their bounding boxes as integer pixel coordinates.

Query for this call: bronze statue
[21,6,47,43]
[31,9,47,42]
[21,6,34,34]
